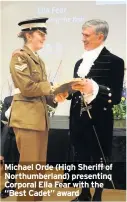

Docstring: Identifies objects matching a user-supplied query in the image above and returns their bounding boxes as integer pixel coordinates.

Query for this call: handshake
[53,78,93,103]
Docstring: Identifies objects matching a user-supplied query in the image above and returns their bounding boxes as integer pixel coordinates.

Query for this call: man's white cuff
[83,79,99,104]
[5,106,12,120]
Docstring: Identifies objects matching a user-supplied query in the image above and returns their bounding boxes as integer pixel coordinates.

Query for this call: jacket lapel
[87,47,111,71]
[94,47,110,64]
[76,47,110,78]
[86,47,111,78]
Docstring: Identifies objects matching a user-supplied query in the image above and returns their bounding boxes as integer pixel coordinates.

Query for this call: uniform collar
[83,44,105,58]
[22,45,40,64]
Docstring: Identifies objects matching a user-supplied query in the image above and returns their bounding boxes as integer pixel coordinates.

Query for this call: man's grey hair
[82,19,109,41]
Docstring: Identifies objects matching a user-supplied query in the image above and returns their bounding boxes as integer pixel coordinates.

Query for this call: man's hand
[54,92,69,102]
[71,79,93,94]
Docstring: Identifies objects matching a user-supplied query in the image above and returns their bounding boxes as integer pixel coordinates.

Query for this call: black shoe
[71,196,81,201]
[92,195,102,201]
[92,191,102,201]
[71,194,92,201]
[0,182,16,198]
[92,197,102,201]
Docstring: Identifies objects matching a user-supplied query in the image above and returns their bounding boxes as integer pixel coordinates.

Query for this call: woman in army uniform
[9,17,68,201]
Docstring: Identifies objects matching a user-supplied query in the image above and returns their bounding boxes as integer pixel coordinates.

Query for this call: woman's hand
[0,156,4,165]
[0,156,4,161]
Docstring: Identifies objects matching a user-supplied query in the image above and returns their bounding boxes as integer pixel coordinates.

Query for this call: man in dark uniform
[0,95,20,198]
[67,19,124,201]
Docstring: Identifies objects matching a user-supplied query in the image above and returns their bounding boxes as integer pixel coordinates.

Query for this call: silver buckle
[80,105,92,116]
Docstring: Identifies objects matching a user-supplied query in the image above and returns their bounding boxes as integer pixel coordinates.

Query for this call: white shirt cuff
[83,79,99,104]
[5,106,12,120]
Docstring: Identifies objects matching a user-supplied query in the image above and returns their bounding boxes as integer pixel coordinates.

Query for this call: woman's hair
[18,30,35,43]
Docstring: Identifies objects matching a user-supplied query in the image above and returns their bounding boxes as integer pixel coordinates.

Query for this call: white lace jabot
[77,44,104,78]
[77,44,104,104]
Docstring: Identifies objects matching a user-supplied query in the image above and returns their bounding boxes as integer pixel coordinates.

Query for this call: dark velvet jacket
[68,47,124,158]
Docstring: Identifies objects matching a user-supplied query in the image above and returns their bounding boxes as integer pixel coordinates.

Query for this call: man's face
[82,26,104,51]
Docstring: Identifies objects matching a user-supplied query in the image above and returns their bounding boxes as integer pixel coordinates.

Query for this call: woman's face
[26,30,46,51]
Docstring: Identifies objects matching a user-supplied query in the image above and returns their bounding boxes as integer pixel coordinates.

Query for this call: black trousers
[68,117,112,187]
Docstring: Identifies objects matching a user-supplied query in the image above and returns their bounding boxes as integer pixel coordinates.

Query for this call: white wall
[1,1,126,115]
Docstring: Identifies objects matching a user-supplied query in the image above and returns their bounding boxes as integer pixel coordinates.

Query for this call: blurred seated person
[0,95,20,199]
